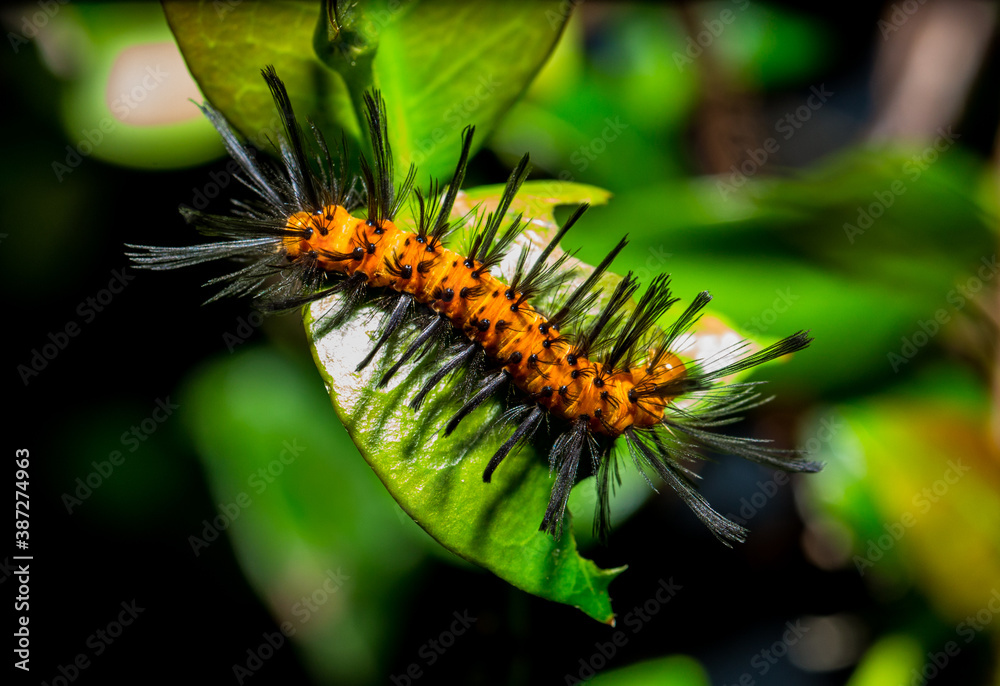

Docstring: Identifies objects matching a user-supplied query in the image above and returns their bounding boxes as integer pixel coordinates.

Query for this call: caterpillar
[127,66,820,543]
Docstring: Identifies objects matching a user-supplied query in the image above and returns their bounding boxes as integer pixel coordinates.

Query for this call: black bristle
[570,272,639,361]
[261,65,321,212]
[356,294,413,372]
[409,343,478,411]
[466,154,530,275]
[624,427,748,546]
[378,317,449,387]
[601,274,678,372]
[548,234,628,333]
[483,405,544,483]
[507,205,589,312]
[359,91,415,226]
[702,331,813,382]
[539,418,589,536]
[444,370,510,435]
[421,125,475,248]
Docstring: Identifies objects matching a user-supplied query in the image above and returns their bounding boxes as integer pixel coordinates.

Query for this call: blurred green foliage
[52,4,222,168]
[845,634,923,686]
[806,368,1000,621]
[183,347,429,682]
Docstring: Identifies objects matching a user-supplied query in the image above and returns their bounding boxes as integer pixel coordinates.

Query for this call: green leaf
[163,0,569,180]
[458,179,612,230]
[366,1,568,177]
[163,0,356,147]
[305,181,624,623]
[588,655,710,686]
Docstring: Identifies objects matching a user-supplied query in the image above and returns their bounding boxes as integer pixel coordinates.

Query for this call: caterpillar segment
[127,65,820,543]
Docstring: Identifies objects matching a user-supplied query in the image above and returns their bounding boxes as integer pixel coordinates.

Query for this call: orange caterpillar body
[285,207,684,437]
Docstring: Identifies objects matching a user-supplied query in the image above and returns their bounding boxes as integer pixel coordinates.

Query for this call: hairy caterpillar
[128,66,820,542]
